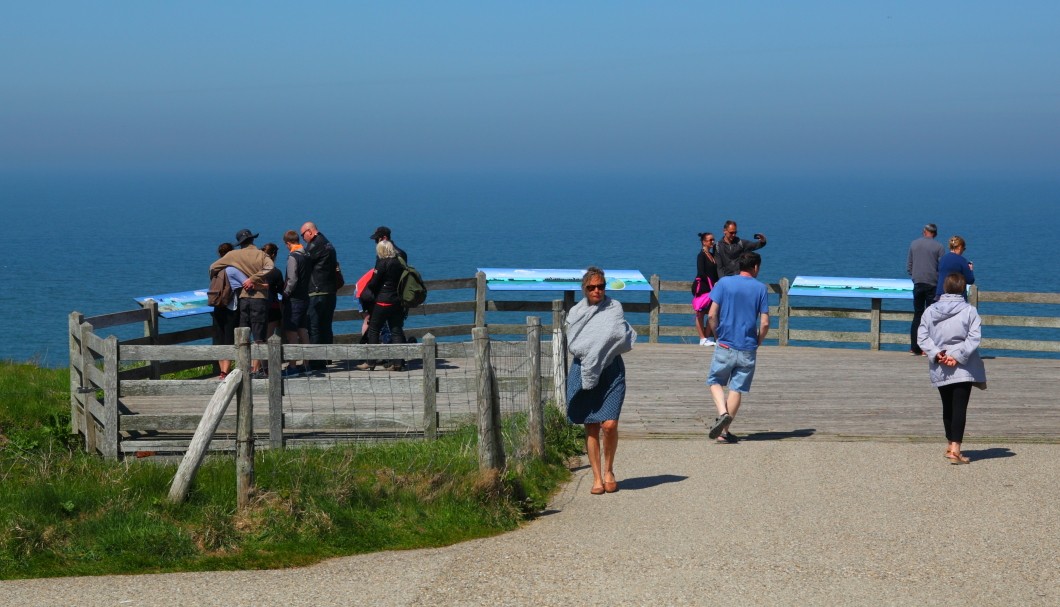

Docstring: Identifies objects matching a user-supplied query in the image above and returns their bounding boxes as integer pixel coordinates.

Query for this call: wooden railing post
[779,277,790,346]
[552,300,567,410]
[235,327,255,509]
[142,299,161,380]
[475,271,487,328]
[102,336,120,459]
[68,312,85,442]
[473,327,504,470]
[870,298,882,350]
[526,317,544,458]
[969,284,979,308]
[649,274,661,343]
[168,370,243,503]
[422,333,438,439]
[78,321,98,454]
[267,334,284,450]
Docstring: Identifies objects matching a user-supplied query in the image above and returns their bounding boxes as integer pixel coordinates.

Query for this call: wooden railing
[69,273,1059,457]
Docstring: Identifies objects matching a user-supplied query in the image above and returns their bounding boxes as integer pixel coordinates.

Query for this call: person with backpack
[357,240,408,372]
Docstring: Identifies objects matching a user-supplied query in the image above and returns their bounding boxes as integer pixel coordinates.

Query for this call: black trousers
[938,381,973,443]
[910,283,935,354]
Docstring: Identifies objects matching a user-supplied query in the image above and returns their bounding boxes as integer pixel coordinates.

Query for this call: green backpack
[397,257,428,308]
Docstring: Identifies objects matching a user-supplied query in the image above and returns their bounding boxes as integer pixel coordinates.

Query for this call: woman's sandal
[604,481,619,493]
[590,485,606,495]
[945,450,971,464]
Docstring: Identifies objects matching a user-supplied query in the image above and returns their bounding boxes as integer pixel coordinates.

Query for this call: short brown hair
[283,230,299,244]
[943,272,967,295]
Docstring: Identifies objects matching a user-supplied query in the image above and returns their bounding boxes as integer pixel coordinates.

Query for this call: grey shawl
[565,296,636,390]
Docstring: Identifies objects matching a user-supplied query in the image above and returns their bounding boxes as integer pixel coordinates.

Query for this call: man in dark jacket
[300,221,339,373]
[715,220,767,277]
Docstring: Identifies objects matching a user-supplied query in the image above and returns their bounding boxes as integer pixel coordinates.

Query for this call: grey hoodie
[916,294,987,387]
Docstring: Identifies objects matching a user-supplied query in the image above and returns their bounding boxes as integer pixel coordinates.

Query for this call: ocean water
[4,171,1058,366]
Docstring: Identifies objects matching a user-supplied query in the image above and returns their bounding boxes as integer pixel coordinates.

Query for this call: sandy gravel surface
[3,439,1058,606]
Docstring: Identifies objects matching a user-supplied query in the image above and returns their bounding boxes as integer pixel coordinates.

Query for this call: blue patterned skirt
[566,356,626,424]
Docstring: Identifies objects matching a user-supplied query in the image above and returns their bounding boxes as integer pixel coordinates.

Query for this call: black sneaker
[707,413,732,439]
[249,370,268,380]
[281,366,305,378]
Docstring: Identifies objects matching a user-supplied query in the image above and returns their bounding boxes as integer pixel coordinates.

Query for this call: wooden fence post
[473,327,504,470]
[969,284,979,308]
[526,316,544,458]
[552,300,567,410]
[168,370,243,503]
[267,334,284,450]
[78,321,98,454]
[68,312,85,442]
[870,298,882,350]
[102,336,120,459]
[475,271,487,328]
[235,327,255,509]
[649,274,660,343]
[779,277,790,347]
[142,299,161,380]
[422,333,438,439]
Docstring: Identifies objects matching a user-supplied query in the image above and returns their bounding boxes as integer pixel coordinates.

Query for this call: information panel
[788,276,913,299]
[478,268,652,291]
[134,290,211,318]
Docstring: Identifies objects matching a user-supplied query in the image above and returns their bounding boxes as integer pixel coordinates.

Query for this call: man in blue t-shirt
[705,252,770,444]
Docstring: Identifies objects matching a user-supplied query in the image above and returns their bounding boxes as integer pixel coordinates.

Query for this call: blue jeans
[707,345,757,393]
[307,293,336,370]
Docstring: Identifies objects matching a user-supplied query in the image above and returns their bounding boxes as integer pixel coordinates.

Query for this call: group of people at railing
[208,222,411,381]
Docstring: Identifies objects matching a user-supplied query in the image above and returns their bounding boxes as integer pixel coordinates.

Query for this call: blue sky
[3,2,1058,177]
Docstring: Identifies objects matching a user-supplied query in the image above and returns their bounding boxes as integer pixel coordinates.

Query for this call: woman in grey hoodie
[917,272,987,464]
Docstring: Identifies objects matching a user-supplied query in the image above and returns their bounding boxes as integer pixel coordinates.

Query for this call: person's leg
[306,295,323,370]
[910,284,931,354]
[585,422,604,493]
[387,307,407,368]
[601,419,619,489]
[948,382,972,446]
[695,311,706,340]
[938,384,955,445]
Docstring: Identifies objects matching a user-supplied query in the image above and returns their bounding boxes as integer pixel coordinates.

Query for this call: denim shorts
[707,344,757,393]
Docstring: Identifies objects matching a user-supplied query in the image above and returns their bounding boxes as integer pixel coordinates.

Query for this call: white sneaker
[700,338,716,347]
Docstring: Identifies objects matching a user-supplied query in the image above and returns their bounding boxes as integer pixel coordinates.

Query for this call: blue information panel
[479,268,652,291]
[135,290,211,318]
[788,276,913,299]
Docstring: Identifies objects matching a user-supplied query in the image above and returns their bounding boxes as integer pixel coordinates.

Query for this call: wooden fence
[69,273,1059,458]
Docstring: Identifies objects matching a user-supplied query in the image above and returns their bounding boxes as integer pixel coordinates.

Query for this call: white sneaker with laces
[700,338,716,347]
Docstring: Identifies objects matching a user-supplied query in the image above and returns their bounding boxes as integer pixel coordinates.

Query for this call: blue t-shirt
[710,274,769,351]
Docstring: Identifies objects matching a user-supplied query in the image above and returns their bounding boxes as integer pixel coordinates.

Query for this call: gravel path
[3,439,1058,606]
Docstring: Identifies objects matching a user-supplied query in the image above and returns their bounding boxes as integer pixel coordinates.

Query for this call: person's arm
[906,246,914,276]
[284,255,299,297]
[964,259,975,285]
[758,313,770,345]
[916,316,939,361]
[707,301,720,337]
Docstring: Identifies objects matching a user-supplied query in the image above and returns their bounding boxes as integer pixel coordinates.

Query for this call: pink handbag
[692,276,713,312]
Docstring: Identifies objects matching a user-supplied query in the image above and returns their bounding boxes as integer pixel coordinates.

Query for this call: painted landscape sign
[788,276,913,299]
[479,268,651,291]
[135,290,211,318]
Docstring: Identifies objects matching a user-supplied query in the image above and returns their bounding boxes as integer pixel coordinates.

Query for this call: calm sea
[4,171,1058,366]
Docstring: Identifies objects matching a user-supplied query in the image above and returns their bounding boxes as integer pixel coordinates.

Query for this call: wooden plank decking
[622,343,1060,441]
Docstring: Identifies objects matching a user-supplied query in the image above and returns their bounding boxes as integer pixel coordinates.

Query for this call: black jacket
[305,232,338,295]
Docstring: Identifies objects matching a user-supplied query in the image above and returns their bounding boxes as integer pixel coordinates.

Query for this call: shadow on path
[617,474,688,491]
[963,447,1016,462]
[740,428,816,442]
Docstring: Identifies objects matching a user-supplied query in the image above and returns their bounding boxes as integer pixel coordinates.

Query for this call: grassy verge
[0,361,584,579]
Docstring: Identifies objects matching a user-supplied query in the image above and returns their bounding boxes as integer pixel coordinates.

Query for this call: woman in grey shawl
[566,267,636,494]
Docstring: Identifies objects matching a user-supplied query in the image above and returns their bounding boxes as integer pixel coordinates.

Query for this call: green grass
[0,361,584,579]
